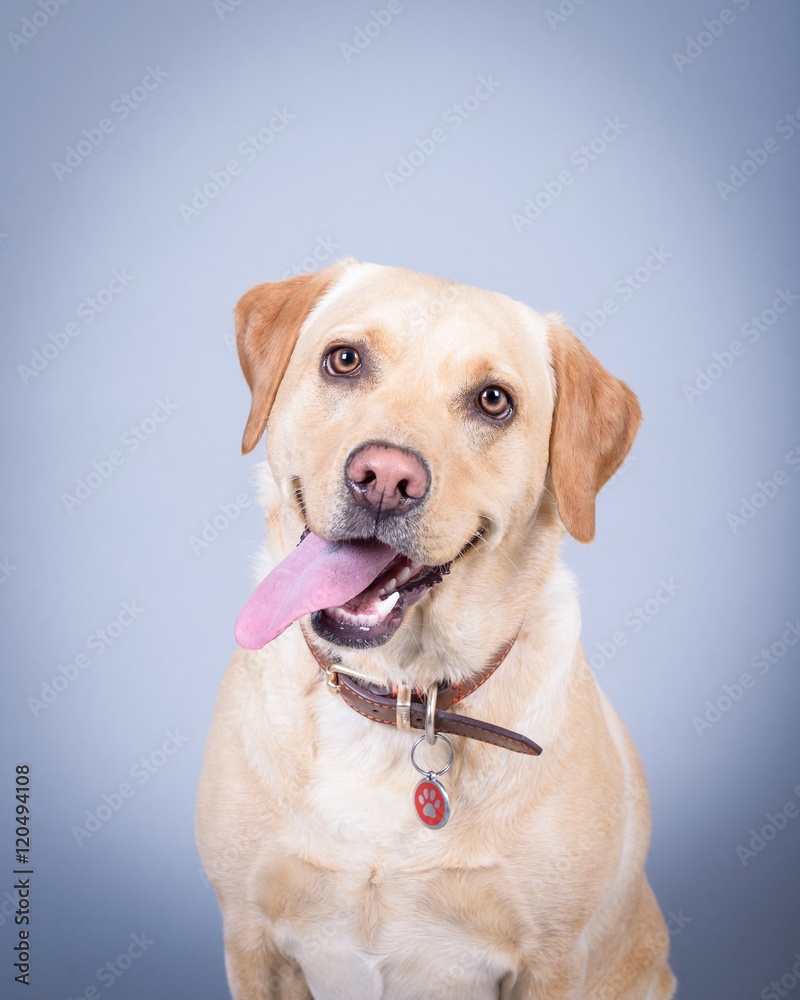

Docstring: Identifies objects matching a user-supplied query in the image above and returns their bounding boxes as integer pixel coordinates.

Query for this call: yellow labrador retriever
[196,260,677,1000]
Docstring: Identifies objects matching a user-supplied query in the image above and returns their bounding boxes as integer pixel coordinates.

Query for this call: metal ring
[425,682,438,744]
[411,734,454,778]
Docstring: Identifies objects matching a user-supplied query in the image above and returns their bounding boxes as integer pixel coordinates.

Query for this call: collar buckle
[325,665,340,694]
[396,682,412,729]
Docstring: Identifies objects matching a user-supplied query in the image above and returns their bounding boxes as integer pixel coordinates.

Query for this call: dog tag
[414,776,450,830]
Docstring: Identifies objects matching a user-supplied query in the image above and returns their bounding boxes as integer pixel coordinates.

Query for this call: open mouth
[234,523,483,652]
[312,550,451,648]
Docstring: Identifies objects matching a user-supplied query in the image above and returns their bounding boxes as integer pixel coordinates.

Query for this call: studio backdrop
[1,1,798,997]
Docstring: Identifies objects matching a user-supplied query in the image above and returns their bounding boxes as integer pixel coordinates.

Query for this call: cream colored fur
[196,261,677,999]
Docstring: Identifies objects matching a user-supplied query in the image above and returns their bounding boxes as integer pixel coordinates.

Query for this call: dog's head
[235,260,640,652]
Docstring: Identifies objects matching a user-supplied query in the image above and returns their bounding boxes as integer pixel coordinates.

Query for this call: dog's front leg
[224,935,313,1000]
[501,963,586,1000]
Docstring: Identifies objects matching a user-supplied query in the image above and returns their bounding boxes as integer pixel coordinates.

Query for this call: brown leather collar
[300,624,542,757]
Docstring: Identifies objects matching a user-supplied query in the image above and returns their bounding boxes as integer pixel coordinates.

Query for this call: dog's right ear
[235,260,353,454]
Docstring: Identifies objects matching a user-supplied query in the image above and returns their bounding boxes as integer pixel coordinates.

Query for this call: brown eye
[325,346,361,376]
[476,385,512,419]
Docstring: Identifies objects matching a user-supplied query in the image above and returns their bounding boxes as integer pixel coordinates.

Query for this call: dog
[196,259,677,999]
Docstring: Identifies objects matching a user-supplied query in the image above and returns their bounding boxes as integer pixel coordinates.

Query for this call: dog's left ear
[546,315,642,544]
[235,259,353,454]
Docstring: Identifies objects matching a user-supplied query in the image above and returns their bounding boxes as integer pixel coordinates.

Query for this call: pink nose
[345,443,430,515]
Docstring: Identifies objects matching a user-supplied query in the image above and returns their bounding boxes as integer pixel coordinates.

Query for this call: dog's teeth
[327,602,391,627]
[327,606,355,623]
[395,567,412,586]
[375,591,400,620]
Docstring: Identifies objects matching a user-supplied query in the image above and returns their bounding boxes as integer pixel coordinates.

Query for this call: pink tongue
[234,532,398,649]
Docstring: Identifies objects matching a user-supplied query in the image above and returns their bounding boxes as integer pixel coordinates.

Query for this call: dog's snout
[345,443,430,516]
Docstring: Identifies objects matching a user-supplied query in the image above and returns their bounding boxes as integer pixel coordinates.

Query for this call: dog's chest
[268,846,517,1000]
[259,708,531,998]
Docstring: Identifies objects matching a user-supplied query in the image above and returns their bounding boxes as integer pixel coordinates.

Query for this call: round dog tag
[414,776,450,829]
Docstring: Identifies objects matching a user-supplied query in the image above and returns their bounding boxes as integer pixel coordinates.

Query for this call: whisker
[448,507,500,527]
[448,508,524,572]
[494,543,522,573]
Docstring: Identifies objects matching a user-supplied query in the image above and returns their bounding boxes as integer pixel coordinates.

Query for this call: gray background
[1,0,798,997]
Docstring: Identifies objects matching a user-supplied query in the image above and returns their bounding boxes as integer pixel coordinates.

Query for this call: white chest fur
[235,633,555,1000]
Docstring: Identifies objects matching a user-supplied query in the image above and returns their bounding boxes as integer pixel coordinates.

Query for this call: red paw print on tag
[414,779,450,829]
